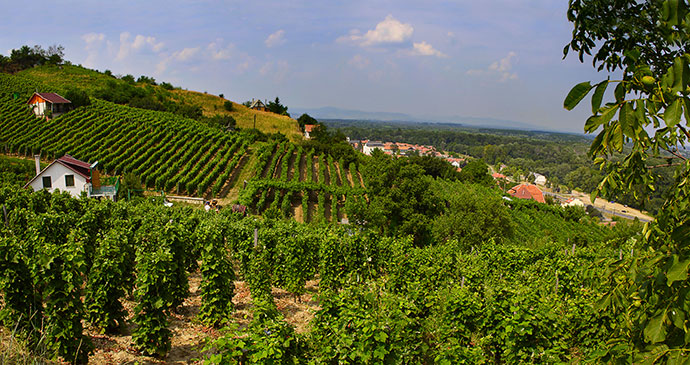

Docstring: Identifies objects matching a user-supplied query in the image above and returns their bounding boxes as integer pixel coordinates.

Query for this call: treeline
[0,45,65,73]
[328,120,671,214]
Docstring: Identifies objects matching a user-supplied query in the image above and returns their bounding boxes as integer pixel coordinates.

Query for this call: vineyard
[0,182,644,364]
[0,73,250,198]
[239,140,367,222]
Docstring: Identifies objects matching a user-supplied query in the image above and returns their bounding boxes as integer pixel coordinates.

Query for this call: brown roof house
[507,183,545,203]
[27,92,72,118]
[25,154,119,200]
[249,99,268,112]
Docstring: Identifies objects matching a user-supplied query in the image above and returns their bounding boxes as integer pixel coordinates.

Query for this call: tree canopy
[565,0,690,361]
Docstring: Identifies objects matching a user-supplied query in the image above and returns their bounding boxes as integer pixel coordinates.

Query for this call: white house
[27,92,72,118]
[562,198,585,208]
[304,124,316,139]
[532,172,547,186]
[362,141,385,155]
[24,154,118,200]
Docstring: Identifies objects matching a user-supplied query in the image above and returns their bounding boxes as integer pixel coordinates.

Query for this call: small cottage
[304,124,316,139]
[249,99,268,112]
[27,92,72,117]
[24,154,119,200]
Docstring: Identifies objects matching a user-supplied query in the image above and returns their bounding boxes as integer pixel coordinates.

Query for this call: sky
[0,0,611,133]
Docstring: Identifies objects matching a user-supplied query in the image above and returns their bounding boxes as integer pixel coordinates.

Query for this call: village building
[304,124,316,139]
[362,141,385,155]
[348,139,363,152]
[531,172,547,185]
[27,92,72,118]
[562,197,585,208]
[24,154,119,200]
[507,183,545,203]
[249,99,268,112]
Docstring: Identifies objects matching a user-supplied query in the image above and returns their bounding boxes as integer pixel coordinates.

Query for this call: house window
[42,176,52,189]
[65,174,75,187]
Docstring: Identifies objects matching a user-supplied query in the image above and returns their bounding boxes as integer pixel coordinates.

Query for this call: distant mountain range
[290,106,553,132]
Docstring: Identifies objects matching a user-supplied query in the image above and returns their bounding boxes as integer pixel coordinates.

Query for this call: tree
[64,88,91,108]
[458,159,493,186]
[565,0,690,361]
[223,100,233,112]
[297,113,318,130]
[267,97,289,116]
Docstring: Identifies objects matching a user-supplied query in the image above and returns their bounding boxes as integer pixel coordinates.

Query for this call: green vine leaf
[644,310,668,344]
[564,81,592,110]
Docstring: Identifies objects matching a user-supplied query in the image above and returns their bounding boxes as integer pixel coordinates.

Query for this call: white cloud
[340,15,413,46]
[82,32,105,45]
[260,60,289,82]
[81,32,106,68]
[408,41,446,57]
[173,47,199,61]
[207,41,234,60]
[116,32,165,61]
[466,52,518,81]
[265,30,286,48]
[348,54,370,69]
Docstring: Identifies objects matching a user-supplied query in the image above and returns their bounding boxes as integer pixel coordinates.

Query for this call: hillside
[17,65,302,141]
[0,72,251,198]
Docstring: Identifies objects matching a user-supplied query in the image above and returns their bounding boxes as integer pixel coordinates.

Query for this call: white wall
[31,102,46,117]
[28,162,88,198]
[363,145,383,156]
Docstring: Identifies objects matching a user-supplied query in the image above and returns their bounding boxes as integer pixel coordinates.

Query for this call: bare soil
[2,270,321,364]
[286,151,296,181]
[299,153,307,182]
[311,156,319,183]
[293,193,304,223]
[260,146,278,179]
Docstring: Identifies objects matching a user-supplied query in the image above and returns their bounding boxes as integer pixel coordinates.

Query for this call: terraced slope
[18,65,303,141]
[0,73,248,197]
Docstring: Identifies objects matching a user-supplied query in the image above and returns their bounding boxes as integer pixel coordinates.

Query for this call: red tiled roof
[492,173,506,179]
[507,184,545,203]
[57,154,91,179]
[304,124,316,132]
[58,154,91,169]
[28,92,71,104]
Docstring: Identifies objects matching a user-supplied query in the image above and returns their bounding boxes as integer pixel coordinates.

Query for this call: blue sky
[0,0,608,133]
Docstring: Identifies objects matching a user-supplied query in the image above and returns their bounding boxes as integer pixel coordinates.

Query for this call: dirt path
[293,193,304,223]
[82,269,320,364]
[218,153,249,199]
[286,151,297,181]
[356,170,365,188]
[260,145,278,179]
[290,193,302,222]
[298,153,306,182]
[344,166,355,187]
[312,156,319,183]
[324,193,332,222]
[272,151,285,180]
[307,191,317,223]
[322,158,331,186]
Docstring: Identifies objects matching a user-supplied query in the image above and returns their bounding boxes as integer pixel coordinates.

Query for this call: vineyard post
[254,228,258,248]
[571,243,576,255]
[619,249,622,260]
